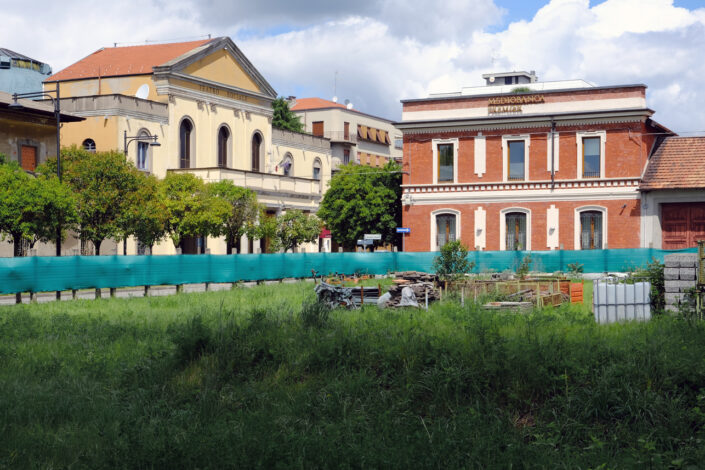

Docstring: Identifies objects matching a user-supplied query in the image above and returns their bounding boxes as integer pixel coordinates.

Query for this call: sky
[2,0,705,133]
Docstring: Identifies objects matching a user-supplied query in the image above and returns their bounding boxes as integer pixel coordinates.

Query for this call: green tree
[272,97,304,133]
[123,173,169,253]
[40,146,141,255]
[272,210,322,252]
[0,161,76,257]
[161,172,230,252]
[317,162,402,250]
[207,180,260,254]
[432,240,474,281]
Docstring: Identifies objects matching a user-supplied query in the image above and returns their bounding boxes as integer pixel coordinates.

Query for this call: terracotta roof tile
[290,97,348,111]
[46,39,212,82]
[641,137,705,190]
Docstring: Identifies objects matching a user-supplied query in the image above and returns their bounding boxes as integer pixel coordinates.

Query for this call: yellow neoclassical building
[45,37,331,255]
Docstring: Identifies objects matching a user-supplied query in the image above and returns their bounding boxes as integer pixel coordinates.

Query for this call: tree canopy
[272,97,304,133]
[40,146,141,255]
[317,162,402,250]
[123,173,169,251]
[272,210,322,252]
[161,172,231,250]
[206,180,260,254]
[0,161,76,257]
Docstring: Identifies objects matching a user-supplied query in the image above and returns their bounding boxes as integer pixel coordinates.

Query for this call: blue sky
[3,0,705,132]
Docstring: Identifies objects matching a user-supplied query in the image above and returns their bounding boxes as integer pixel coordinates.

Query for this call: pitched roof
[290,97,348,111]
[641,137,705,190]
[0,48,45,63]
[45,39,212,82]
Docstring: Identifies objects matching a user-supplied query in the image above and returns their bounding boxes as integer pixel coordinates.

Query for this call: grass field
[1,281,704,468]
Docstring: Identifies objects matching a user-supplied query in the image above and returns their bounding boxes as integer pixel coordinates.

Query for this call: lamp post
[122,130,160,255]
[124,130,160,157]
[9,83,62,299]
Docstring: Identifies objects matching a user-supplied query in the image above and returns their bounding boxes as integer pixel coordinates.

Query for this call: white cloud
[1,0,704,132]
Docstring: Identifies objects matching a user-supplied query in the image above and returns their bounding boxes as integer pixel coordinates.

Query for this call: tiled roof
[290,97,348,111]
[45,39,212,82]
[641,137,705,190]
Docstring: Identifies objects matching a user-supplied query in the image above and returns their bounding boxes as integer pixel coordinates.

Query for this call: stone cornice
[155,83,273,117]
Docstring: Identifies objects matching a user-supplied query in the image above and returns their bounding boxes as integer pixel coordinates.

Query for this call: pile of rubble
[378,271,440,308]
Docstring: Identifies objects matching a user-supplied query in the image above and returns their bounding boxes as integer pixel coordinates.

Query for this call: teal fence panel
[0,247,697,295]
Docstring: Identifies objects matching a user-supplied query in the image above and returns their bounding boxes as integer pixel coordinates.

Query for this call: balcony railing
[168,167,322,198]
[582,171,600,178]
[316,130,357,144]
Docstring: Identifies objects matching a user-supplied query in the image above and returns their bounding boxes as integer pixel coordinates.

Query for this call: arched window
[313,158,322,180]
[82,138,96,153]
[580,210,603,249]
[136,130,150,172]
[251,132,262,172]
[436,213,457,249]
[282,153,293,176]
[505,212,527,250]
[218,126,230,168]
[179,119,193,169]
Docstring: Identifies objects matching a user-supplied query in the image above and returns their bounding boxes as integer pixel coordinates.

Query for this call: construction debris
[385,281,438,308]
[315,282,382,309]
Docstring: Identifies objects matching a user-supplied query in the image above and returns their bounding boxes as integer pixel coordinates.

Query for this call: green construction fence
[0,248,697,295]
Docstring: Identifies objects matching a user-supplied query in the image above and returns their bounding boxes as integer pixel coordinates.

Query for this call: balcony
[168,166,322,200]
[318,130,357,144]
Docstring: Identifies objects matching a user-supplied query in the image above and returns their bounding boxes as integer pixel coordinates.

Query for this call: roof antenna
[208,34,211,39]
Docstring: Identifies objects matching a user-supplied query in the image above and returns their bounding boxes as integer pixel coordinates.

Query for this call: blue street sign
[396,227,410,234]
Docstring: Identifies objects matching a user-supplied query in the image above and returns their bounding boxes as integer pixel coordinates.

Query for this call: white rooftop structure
[430,79,596,98]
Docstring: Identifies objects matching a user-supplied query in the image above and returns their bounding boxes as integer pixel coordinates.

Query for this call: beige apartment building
[290,97,402,172]
[38,37,331,255]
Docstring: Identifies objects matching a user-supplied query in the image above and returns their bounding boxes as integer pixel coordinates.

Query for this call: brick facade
[397,77,669,253]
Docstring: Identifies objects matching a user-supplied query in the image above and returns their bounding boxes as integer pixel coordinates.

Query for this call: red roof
[641,137,705,190]
[46,39,212,82]
[290,97,348,111]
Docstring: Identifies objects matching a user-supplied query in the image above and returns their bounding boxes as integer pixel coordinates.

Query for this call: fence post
[144,285,150,297]
[72,289,77,300]
[110,288,116,298]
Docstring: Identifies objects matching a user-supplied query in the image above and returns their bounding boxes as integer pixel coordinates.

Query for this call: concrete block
[664,267,680,280]
[664,253,697,268]
[665,283,680,293]
[667,280,696,292]
[665,292,686,305]
[679,267,696,280]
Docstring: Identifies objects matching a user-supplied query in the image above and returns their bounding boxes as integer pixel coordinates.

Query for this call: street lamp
[10,84,63,250]
[124,130,160,157]
[122,131,160,256]
[10,84,62,299]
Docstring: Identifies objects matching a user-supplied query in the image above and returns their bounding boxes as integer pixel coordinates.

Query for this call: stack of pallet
[393,271,438,283]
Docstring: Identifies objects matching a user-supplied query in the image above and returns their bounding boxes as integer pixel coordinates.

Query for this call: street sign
[396,227,410,234]
[357,239,374,246]
[364,233,382,240]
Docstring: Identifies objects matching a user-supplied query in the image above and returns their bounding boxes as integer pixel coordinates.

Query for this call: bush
[516,254,533,279]
[433,240,475,281]
[567,262,584,275]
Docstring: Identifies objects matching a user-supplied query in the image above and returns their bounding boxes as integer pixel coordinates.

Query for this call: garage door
[662,203,705,249]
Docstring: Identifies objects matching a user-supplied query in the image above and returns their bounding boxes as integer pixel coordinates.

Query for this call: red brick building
[396,71,674,252]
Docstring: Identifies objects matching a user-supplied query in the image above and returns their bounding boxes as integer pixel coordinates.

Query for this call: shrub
[630,258,665,314]
[567,262,584,275]
[516,254,533,279]
[433,240,475,281]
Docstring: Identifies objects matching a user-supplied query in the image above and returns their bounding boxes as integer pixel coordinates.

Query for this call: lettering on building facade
[488,94,544,115]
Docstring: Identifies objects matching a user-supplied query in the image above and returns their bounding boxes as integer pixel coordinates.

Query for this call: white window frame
[574,205,607,250]
[576,131,606,179]
[432,138,459,184]
[502,135,530,182]
[135,129,152,173]
[430,209,461,251]
[500,207,531,251]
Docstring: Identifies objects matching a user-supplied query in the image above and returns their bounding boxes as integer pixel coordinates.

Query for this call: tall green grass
[1,282,704,468]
